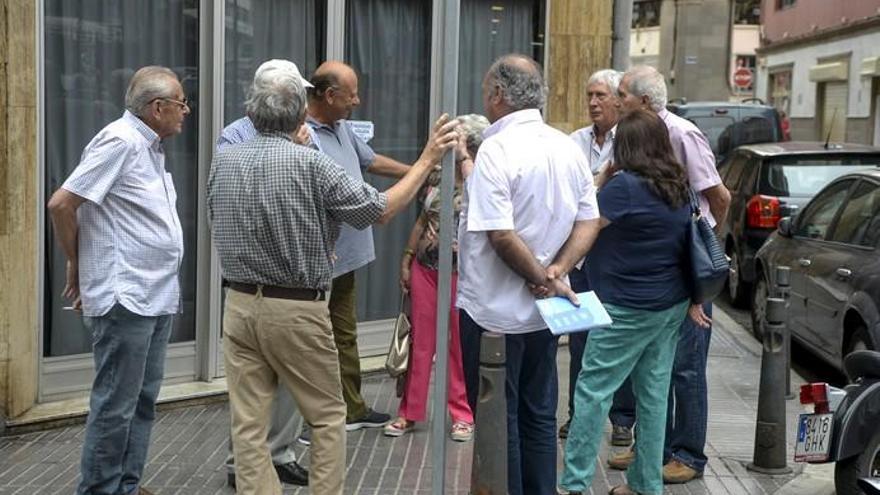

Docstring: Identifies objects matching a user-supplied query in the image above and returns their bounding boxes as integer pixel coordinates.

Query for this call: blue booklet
[535,291,613,336]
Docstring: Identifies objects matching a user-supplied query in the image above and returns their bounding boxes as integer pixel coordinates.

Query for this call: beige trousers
[223,288,346,495]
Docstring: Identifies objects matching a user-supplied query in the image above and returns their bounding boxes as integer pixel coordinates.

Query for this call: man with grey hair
[560,68,636,447]
[216,59,313,490]
[48,65,191,495]
[610,64,731,484]
[457,54,601,495]
[208,64,458,495]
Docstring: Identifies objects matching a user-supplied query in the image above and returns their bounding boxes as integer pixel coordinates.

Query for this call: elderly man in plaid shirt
[207,62,458,495]
[47,66,191,495]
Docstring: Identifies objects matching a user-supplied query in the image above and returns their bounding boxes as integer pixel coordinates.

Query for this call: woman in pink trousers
[384,114,489,441]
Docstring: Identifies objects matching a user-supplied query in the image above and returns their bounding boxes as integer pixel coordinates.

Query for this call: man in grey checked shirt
[216,59,312,490]
[47,66,190,495]
[207,63,458,495]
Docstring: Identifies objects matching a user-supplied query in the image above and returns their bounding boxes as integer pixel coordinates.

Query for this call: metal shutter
[821,82,848,143]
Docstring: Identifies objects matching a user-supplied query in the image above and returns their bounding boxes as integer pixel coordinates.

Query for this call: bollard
[774,266,795,400]
[747,297,793,474]
[470,332,507,495]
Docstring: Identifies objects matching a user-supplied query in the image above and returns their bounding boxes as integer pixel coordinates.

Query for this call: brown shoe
[138,488,155,495]
[607,448,635,470]
[662,460,703,484]
[608,485,640,495]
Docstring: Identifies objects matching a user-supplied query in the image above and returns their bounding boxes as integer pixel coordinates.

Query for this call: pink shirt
[658,108,723,227]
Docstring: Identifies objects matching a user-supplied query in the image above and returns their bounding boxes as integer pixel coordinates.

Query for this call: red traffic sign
[734,67,753,88]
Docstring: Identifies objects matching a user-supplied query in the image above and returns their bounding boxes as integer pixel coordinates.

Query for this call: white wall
[755,30,880,119]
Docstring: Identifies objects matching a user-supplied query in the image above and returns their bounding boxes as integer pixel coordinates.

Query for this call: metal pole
[431,1,460,494]
[747,297,793,474]
[774,266,795,400]
[611,0,634,71]
[470,333,508,494]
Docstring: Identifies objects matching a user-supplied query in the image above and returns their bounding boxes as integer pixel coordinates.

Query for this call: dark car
[751,169,880,370]
[666,99,785,164]
[718,142,880,306]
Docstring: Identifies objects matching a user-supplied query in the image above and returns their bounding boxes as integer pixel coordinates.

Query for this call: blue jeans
[459,310,559,495]
[567,267,635,427]
[77,304,173,495]
[663,302,712,473]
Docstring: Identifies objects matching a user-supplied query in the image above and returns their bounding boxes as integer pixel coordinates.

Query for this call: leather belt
[229,282,326,301]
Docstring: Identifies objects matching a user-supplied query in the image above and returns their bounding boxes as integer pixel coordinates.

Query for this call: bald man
[297,61,426,439]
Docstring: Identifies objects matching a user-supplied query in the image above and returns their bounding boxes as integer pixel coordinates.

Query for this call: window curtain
[346,0,433,321]
[224,0,325,124]
[43,1,199,356]
[458,0,545,115]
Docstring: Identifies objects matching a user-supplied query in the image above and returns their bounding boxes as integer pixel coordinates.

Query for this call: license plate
[794,413,833,462]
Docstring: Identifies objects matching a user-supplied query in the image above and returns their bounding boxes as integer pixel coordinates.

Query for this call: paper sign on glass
[535,291,613,336]
[348,120,375,143]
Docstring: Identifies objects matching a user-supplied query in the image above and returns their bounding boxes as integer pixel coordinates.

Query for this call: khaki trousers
[223,288,346,495]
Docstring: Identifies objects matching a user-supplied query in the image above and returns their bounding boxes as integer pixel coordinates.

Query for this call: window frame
[827,178,880,249]
[793,179,855,242]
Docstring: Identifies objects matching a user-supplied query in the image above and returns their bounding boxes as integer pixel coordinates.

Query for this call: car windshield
[760,156,880,197]
[689,116,735,155]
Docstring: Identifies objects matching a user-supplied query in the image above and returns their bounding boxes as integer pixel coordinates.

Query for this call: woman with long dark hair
[558,109,707,495]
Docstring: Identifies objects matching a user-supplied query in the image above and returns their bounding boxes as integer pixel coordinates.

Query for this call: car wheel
[834,426,880,495]
[847,326,871,356]
[750,273,769,342]
[727,248,752,308]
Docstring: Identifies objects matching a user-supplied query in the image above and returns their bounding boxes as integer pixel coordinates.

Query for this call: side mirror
[778,216,794,237]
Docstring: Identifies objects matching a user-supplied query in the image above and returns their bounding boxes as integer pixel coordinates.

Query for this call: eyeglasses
[155,97,189,109]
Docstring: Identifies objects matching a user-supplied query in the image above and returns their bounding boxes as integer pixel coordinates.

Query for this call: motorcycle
[796,350,880,494]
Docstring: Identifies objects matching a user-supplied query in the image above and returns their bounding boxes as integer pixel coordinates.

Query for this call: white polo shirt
[456,109,599,334]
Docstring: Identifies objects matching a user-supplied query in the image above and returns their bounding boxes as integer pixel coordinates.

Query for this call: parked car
[666,99,785,165]
[751,169,880,371]
[718,142,880,306]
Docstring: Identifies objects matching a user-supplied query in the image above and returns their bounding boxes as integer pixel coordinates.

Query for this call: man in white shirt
[561,68,636,448]
[47,66,190,495]
[457,54,601,495]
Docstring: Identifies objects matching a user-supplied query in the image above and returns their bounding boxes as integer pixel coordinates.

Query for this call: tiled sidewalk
[0,308,805,494]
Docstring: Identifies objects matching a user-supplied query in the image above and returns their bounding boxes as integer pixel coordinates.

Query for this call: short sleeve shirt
[456,109,599,334]
[306,117,377,277]
[586,171,691,310]
[569,124,616,175]
[659,108,723,226]
[62,111,184,317]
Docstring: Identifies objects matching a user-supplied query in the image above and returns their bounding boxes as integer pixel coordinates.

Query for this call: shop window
[43,1,200,356]
[776,0,796,9]
[224,0,327,125]
[457,0,547,115]
[769,68,792,117]
[734,0,760,25]
[632,0,661,29]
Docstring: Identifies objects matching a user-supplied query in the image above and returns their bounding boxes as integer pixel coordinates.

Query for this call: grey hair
[246,67,307,134]
[455,114,490,156]
[588,69,622,95]
[487,55,547,111]
[125,66,179,116]
[624,65,668,112]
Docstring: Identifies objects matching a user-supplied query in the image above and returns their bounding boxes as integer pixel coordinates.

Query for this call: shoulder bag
[687,189,730,304]
[385,294,411,378]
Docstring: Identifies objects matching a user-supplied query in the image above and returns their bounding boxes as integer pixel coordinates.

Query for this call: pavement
[0,305,836,494]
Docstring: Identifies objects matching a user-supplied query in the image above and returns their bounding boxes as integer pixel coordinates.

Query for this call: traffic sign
[734,67,753,89]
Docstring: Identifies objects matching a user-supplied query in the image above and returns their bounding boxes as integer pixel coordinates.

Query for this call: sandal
[450,421,474,442]
[383,418,414,437]
[608,485,640,495]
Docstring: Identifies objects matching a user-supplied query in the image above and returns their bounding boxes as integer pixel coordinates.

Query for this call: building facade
[0,0,612,427]
[630,0,761,102]
[755,0,880,144]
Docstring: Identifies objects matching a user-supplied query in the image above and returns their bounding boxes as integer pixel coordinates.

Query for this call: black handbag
[687,189,730,304]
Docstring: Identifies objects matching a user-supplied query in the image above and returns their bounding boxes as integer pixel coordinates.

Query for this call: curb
[774,462,835,494]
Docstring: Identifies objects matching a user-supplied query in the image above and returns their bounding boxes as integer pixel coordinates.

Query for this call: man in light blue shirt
[304,60,419,432]
[48,66,190,495]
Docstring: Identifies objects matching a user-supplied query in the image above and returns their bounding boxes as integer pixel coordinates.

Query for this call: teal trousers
[560,299,689,495]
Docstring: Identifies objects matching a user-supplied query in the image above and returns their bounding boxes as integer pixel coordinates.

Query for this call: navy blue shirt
[587,171,691,311]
